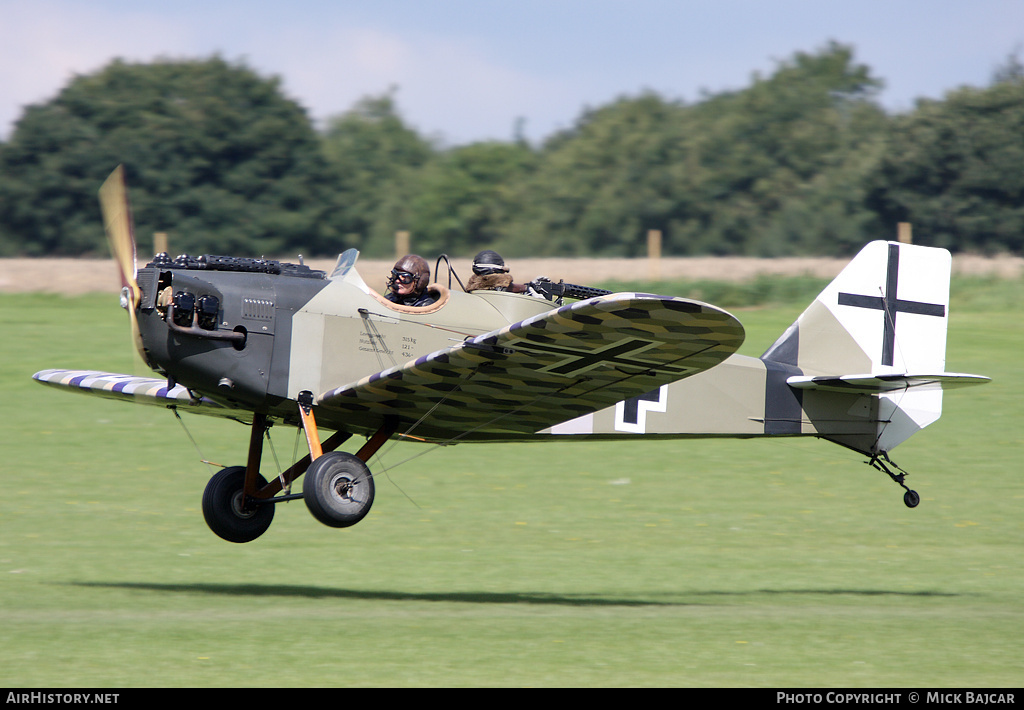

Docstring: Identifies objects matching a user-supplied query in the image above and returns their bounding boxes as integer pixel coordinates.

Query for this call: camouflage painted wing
[317,293,744,441]
[32,369,248,422]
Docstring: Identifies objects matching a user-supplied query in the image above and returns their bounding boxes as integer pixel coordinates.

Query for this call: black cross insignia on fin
[837,243,946,366]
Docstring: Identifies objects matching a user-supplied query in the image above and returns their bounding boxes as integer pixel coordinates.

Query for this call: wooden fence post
[395,230,410,259]
[898,223,912,244]
[647,230,662,281]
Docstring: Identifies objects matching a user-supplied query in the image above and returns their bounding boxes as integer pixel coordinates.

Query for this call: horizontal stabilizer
[788,372,991,393]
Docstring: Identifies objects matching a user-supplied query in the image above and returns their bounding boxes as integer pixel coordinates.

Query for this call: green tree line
[1,43,1022,259]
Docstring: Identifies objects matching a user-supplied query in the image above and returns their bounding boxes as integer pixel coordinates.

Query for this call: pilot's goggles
[390,269,416,285]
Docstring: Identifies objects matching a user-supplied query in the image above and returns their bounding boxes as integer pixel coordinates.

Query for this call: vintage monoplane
[33,167,990,542]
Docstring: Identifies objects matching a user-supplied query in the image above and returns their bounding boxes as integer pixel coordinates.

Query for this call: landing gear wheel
[303,452,375,528]
[869,454,923,509]
[202,466,275,543]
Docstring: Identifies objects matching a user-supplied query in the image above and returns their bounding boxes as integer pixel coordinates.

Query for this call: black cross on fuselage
[837,243,946,367]
[621,388,662,425]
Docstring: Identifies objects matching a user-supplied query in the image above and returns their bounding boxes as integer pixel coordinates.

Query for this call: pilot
[467,249,551,299]
[386,254,438,307]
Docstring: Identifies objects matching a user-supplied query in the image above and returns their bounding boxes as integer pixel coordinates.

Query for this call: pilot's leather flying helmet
[389,254,431,292]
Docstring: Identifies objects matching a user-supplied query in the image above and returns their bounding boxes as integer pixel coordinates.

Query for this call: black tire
[903,489,921,508]
[201,466,275,543]
[303,452,375,528]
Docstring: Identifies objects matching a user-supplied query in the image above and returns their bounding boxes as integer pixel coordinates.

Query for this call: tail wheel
[202,466,275,543]
[303,452,375,528]
[869,453,923,509]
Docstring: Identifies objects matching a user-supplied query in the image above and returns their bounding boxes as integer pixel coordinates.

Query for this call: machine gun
[531,279,612,304]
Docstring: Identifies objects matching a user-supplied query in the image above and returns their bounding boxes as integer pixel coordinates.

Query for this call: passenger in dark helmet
[466,250,526,293]
[385,254,437,307]
[466,249,554,298]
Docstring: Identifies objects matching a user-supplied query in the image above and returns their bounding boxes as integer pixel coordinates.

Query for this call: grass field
[1,283,1021,688]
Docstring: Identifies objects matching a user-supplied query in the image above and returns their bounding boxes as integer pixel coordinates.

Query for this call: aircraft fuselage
[133,253,553,431]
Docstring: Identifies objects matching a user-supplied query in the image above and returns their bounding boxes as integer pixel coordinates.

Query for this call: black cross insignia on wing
[518,338,689,377]
[837,243,946,366]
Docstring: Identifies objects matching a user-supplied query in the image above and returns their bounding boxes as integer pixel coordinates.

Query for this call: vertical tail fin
[763,240,951,376]
[763,240,987,455]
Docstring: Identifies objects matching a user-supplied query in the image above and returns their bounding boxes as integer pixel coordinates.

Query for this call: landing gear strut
[200,403,397,543]
[869,452,920,508]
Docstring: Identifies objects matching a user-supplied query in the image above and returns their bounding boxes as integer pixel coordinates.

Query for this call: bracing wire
[872,284,911,450]
[263,427,290,495]
[172,408,222,472]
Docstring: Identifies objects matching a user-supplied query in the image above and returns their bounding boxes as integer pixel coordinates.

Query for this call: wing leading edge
[32,369,246,422]
[318,293,744,441]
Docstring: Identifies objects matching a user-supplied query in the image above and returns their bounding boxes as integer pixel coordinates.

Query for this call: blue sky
[2,0,1022,146]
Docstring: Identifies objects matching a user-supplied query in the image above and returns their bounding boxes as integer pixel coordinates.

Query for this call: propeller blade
[98,165,146,367]
[98,165,139,303]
